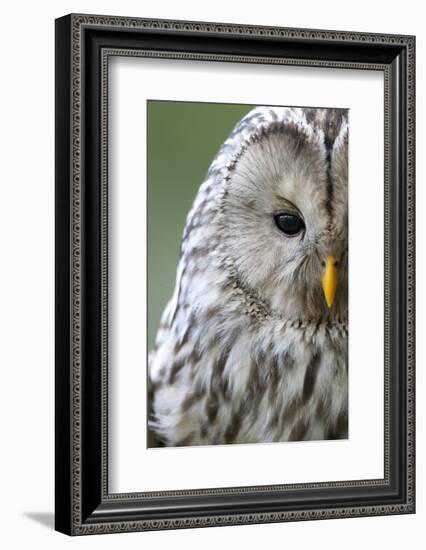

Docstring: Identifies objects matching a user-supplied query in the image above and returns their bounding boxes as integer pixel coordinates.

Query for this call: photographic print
[56,15,414,534]
[147,101,349,448]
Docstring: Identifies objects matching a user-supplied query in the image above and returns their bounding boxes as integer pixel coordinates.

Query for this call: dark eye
[274,213,305,236]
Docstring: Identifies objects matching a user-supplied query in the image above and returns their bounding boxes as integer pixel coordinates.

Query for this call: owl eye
[274,213,305,236]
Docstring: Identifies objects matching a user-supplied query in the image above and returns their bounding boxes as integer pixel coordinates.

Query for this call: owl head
[218,107,348,322]
[174,106,348,329]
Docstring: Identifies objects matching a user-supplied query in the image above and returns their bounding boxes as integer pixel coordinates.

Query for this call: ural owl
[148,106,348,447]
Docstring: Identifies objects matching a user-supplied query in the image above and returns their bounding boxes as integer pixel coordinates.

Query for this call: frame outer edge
[55,14,73,536]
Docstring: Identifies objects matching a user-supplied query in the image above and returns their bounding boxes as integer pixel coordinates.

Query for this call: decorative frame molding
[55,13,415,535]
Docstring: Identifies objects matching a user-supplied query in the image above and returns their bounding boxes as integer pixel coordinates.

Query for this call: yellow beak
[321,256,338,308]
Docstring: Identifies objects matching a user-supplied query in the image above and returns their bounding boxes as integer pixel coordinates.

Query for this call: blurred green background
[147,101,253,350]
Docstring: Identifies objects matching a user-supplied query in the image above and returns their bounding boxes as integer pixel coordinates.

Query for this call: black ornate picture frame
[55,14,415,535]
